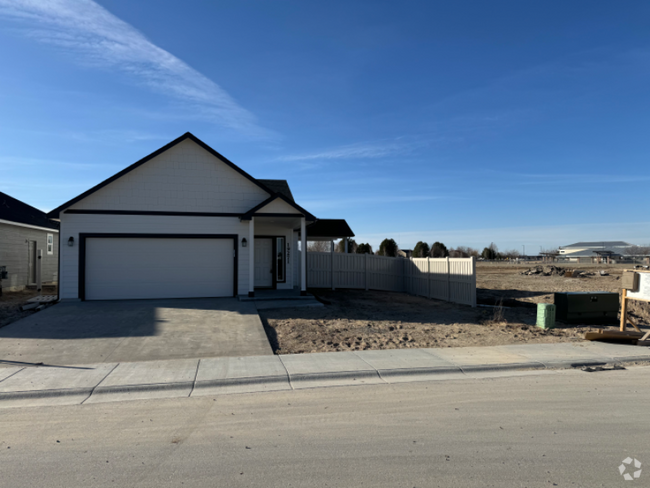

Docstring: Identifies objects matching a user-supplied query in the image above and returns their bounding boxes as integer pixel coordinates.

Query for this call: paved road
[0,367,647,488]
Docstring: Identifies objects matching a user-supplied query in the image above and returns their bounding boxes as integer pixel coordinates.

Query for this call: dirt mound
[521,265,567,277]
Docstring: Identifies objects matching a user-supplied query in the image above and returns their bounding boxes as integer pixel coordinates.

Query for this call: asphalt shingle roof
[0,192,59,230]
[306,219,354,238]
[257,179,295,202]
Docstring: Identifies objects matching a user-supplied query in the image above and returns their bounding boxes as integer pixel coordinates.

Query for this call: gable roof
[241,194,316,221]
[46,132,279,218]
[257,179,294,202]
[0,191,59,230]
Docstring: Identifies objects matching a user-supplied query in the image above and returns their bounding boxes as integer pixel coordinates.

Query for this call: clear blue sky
[1,0,649,252]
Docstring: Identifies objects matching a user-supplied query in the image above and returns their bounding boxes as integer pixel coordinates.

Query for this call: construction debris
[520,266,599,278]
[520,266,567,277]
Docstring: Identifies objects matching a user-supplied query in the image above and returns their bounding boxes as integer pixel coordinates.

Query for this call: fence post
[330,241,335,291]
[427,257,431,299]
[365,253,369,291]
[446,256,450,302]
[471,256,477,307]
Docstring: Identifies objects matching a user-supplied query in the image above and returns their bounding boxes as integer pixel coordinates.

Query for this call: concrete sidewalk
[1,341,649,408]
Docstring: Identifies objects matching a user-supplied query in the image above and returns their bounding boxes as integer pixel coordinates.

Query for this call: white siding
[59,214,251,299]
[0,222,59,291]
[68,139,270,213]
[59,214,299,299]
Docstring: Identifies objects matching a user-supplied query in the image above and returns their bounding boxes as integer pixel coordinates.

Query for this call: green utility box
[553,292,619,324]
[536,303,556,329]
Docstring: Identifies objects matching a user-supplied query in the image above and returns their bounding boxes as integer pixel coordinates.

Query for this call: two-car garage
[80,234,237,300]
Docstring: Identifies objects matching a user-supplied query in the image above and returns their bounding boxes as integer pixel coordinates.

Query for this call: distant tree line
[308,238,560,261]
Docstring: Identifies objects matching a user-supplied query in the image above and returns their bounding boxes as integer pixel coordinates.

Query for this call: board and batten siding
[59,214,250,299]
[0,222,58,291]
[67,139,270,214]
[307,252,476,307]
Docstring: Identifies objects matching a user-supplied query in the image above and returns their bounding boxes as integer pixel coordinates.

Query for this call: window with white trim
[47,234,54,255]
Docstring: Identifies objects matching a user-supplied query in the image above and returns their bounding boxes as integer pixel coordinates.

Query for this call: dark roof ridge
[46,132,278,218]
[0,191,59,230]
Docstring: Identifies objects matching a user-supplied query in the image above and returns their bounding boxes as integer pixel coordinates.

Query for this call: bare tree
[450,246,480,258]
[307,241,331,252]
[502,249,521,259]
[625,245,650,256]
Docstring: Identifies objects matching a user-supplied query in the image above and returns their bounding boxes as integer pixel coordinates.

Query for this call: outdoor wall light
[241,238,247,247]
[68,236,74,247]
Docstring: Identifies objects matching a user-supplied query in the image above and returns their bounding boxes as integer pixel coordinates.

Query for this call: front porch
[240,213,355,299]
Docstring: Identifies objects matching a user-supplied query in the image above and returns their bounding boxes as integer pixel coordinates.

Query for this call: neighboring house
[0,192,59,292]
[46,132,353,301]
[558,241,634,262]
[397,249,413,258]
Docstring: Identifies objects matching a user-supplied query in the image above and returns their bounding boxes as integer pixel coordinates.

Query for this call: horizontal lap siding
[59,214,249,299]
[68,139,269,214]
[0,223,58,291]
[307,252,476,306]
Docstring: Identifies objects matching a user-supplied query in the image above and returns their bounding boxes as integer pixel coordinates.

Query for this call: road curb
[375,366,463,378]
[454,362,546,373]
[91,381,195,396]
[0,387,93,401]
[194,375,290,389]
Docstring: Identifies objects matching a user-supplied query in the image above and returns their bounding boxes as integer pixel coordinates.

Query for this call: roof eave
[46,132,278,218]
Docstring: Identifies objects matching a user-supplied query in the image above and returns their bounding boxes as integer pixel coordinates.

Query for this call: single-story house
[46,132,354,301]
[558,241,634,263]
[0,191,59,292]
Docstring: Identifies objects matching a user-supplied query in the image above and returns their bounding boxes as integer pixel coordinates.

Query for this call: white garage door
[85,237,234,300]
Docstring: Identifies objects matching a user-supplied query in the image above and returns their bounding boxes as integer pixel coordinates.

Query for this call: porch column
[344,237,348,253]
[248,217,255,297]
[300,217,307,296]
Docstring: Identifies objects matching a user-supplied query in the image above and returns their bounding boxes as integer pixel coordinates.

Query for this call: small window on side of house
[47,234,54,255]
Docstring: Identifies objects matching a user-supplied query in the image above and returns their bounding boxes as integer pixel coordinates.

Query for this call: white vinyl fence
[307,253,476,307]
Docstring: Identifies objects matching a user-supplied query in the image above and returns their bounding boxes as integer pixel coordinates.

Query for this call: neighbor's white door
[84,237,234,300]
[254,238,273,288]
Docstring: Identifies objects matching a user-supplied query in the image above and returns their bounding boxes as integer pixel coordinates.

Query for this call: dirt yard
[0,290,41,329]
[261,262,649,355]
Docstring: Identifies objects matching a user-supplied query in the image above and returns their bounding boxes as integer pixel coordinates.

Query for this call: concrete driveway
[0,298,272,366]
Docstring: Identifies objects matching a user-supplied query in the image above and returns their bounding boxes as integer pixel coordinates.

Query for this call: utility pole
[522,245,525,257]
